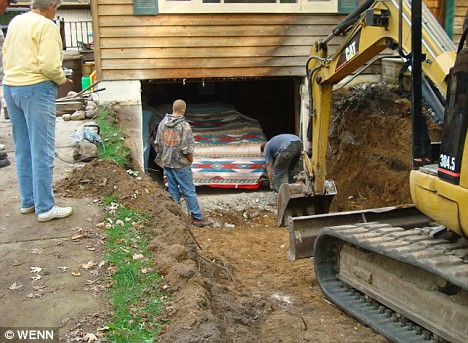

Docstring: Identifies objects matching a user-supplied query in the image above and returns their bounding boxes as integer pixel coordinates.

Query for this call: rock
[71,110,86,120]
[67,91,78,97]
[90,93,100,105]
[85,110,96,119]
[166,244,189,262]
[86,101,97,108]
[62,113,72,121]
[179,264,196,279]
[73,142,98,162]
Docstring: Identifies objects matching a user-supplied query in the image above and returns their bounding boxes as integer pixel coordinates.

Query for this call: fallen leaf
[8,282,23,290]
[30,267,43,273]
[29,248,44,254]
[132,222,143,230]
[71,270,81,276]
[26,293,43,299]
[81,261,97,270]
[33,285,46,291]
[132,254,144,260]
[58,266,68,273]
[71,231,90,241]
[11,260,23,266]
[115,219,124,226]
[31,275,42,281]
[83,332,97,342]
[95,222,106,230]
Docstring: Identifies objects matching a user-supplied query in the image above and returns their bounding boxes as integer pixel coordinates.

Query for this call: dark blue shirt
[264,134,301,163]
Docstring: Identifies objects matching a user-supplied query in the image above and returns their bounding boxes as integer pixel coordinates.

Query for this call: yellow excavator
[278,0,467,342]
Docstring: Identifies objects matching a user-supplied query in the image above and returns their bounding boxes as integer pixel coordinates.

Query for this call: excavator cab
[410,25,468,238]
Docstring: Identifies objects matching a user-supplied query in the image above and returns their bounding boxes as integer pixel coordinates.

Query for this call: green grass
[94,112,168,342]
[96,104,131,167]
[103,196,167,342]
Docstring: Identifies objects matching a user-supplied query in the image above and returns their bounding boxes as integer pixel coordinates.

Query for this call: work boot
[0,158,10,168]
[268,193,278,206]
[192,218,210,227]
[21,206,35,214]
[38,206,73,222]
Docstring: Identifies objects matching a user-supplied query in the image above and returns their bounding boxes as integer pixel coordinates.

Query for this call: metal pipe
[333,55,401,92]
[321,0,375,45]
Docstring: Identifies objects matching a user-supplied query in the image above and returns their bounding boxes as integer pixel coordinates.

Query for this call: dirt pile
[327,83,440,212]
[57,160,272,342]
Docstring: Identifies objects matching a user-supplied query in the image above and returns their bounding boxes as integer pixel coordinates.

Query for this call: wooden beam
[99,36,331,48]
[101,56,307,69]
[100,46,311,59]
[101,66,306,80]
[98,25,333,37]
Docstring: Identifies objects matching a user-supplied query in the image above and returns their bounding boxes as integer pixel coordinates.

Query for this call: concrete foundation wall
[100,81,145,172]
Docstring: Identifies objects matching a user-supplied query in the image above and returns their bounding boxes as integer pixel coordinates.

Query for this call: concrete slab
[0,114,108,336]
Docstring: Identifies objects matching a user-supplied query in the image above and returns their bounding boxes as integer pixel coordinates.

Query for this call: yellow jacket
[3,12,66,86]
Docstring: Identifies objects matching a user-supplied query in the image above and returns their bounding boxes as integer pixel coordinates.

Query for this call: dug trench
[56,83,440,342]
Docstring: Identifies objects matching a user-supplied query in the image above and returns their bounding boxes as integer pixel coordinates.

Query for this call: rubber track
[314,222,468,343]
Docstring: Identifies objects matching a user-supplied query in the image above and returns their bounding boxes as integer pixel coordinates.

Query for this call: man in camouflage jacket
[155,99,208,227]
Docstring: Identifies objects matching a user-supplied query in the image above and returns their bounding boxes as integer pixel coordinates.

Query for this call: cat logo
[346,41,357,61]
[336,30,361,71]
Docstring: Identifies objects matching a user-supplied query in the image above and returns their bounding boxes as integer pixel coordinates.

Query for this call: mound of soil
[56,83,439,342]
[327,83,440,212]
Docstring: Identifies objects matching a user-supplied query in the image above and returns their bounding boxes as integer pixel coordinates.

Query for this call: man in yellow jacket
[3,0,73,222]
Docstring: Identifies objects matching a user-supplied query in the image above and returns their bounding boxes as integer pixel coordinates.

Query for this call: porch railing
[56,18,93,50]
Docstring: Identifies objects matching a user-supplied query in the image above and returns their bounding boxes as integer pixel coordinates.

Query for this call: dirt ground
[53,83,443,342]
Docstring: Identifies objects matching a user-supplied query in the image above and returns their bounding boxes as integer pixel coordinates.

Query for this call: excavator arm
[307,0,456,200]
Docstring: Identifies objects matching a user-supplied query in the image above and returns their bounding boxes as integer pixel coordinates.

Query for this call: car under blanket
[152,102,268,189]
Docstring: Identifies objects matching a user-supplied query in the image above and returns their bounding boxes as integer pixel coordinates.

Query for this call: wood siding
[454,0,467,45]
[92,0,465,82]
[92,0,344,81]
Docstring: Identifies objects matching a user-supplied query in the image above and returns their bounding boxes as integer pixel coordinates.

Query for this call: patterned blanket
[154,102,267,188]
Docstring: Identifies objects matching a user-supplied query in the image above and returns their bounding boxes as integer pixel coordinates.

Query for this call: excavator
[277,0,467,342]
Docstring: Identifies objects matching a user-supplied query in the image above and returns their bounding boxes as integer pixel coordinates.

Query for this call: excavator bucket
[276,176,336,227]
[287,205,432,260]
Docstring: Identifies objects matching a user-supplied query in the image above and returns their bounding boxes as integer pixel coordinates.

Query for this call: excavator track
[314,222,468,343]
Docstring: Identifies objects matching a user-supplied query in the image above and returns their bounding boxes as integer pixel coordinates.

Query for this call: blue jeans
[272,140,303,194]
[4,81,58,214]
[164,166,203,220]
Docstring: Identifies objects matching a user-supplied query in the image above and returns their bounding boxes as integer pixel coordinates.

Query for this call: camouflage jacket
[155,113,194,168]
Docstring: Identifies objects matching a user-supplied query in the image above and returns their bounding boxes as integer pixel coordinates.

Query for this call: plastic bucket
[82,62,95,76]
[81,76,91,91]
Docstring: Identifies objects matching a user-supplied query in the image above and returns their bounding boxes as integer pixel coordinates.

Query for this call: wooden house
[90,0,466,171]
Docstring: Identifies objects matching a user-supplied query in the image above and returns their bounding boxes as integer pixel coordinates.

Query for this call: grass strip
[93,106,167,342]
[95,104,131,167]
[103,196,167,342]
